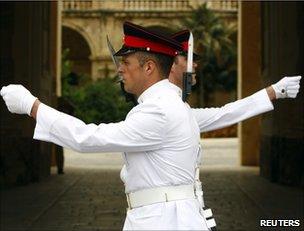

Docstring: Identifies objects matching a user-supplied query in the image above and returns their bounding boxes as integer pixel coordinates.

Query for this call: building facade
[61,0,238,79]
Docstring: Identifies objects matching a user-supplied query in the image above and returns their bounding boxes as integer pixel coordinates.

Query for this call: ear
[144,60,156,76]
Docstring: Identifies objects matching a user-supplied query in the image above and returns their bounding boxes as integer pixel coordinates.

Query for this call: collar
[167,81,182,98]
[137,79,171,104]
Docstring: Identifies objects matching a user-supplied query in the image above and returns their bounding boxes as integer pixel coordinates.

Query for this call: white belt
[126,184,195,209]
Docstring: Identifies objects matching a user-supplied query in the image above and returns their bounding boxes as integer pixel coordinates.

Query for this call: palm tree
[180,3,237,107]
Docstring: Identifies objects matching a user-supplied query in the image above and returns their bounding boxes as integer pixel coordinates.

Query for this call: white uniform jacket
[33,79,274,230]
[34,79,208,230]
[168,84,274,133]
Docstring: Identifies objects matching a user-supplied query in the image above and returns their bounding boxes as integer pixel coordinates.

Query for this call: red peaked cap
[114,21,183,57]
[170,29,201,60]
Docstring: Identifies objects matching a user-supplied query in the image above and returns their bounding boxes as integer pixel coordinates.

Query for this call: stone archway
[62,25,92,77]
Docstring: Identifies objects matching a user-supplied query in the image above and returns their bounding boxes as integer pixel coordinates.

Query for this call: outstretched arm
[1,85,166,153]
[192,76,301,133]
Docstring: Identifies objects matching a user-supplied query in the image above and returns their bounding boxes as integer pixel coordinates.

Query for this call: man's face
[118,53,145,96]
[170,55,198,88]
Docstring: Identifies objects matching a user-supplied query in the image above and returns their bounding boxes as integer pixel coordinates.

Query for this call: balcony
[62,0,191,12]
[207,0,238,12]
[62,0,238,13]
[123,0,191,11]
[63,0,93,11]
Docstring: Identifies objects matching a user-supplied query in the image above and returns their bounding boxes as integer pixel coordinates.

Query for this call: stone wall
[0,2,58,187]
[260,1,304,186]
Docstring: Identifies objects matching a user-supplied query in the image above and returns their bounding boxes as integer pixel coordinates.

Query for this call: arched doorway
[62,26,91,77]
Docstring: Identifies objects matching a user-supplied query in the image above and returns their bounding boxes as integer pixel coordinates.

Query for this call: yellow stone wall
[62,0,237,79]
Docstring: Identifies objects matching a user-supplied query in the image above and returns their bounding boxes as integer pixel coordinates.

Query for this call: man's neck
[168,77,182,90]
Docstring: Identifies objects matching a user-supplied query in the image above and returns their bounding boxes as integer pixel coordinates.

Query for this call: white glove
[271,76,302,99]
[0,84,37,116]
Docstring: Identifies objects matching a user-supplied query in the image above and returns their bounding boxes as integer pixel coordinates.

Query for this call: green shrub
[70,78,133,124]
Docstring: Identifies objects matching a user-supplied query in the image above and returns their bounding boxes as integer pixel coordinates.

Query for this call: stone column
[51,1,62,97]
[0,1,59,186]
[260,2,304,186]
[238,1,262,166]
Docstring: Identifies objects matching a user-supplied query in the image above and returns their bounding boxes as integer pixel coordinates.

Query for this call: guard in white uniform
[1,22,210,230]
[120,30,301,230]
[168,29,302,230]
[169,29,302,134]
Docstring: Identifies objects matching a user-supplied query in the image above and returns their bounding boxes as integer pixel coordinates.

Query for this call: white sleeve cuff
[252,89,274,111]
[33,103,62,141]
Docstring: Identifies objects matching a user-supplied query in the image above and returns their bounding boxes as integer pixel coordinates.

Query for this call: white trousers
[123,198,210,230]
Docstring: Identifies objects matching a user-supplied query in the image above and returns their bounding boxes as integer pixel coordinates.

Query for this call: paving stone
[1,140,303,231]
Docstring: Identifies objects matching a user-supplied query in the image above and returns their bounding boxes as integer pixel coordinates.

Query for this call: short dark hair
[135,51,174,79]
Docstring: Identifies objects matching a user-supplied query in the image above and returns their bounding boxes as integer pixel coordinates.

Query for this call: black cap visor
[114,46,139,56]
